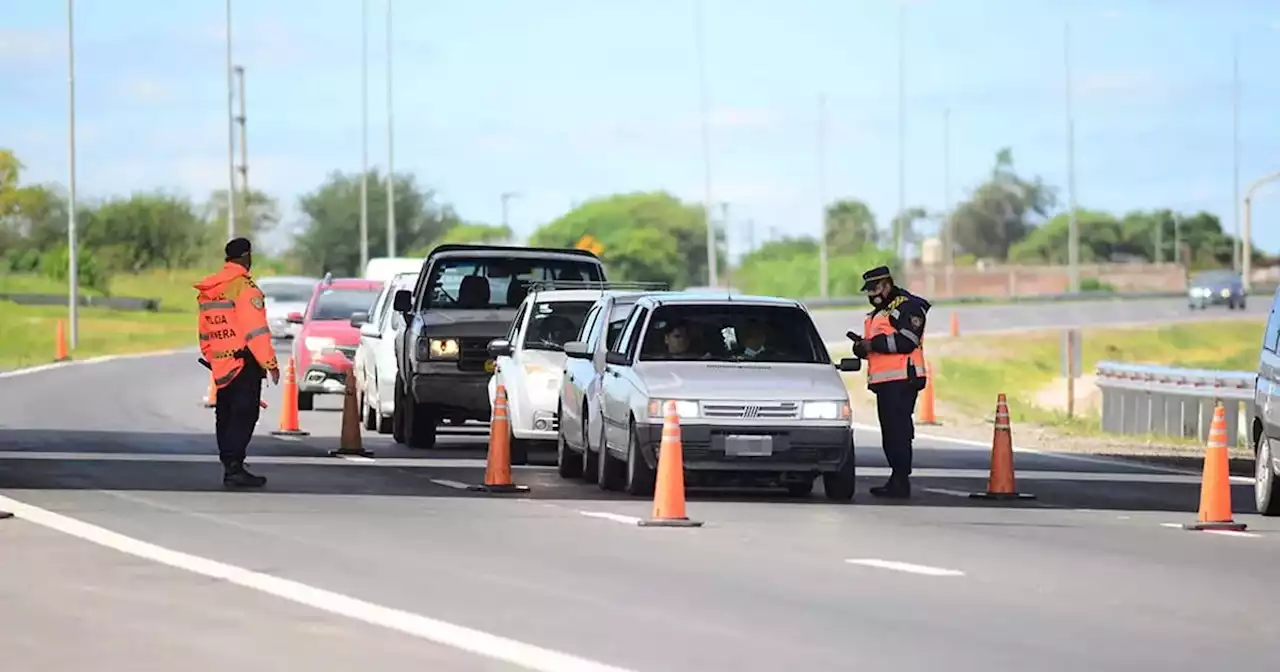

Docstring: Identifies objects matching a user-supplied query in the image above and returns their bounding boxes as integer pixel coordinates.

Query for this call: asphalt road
[1,350,1278,671]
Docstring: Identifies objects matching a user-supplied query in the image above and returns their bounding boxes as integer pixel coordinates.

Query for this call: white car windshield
[311,288,381,321]
[425,257,604,309]
[260,281,317,303]
[638,304,829,364]
[522,301,595,351]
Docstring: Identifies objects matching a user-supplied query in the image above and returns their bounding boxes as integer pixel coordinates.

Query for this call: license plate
[725,434,773,457]
[484,359,497,373]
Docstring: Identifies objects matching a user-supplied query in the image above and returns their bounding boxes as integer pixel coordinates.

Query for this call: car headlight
[1220,289,1231,297]
[648,399,699,419]
[428,338,459,360]
[304,336,335,353]
[803,400,851,420]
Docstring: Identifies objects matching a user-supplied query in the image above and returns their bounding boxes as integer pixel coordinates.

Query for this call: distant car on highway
[257,276,319,340]
[1250,287,1280,515]
[1188,270,1246,310]
[572,292,861,500]
[352,271,419,434]
[288,275,383,411]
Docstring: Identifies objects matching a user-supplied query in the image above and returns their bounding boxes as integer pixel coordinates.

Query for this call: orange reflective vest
[863,304,926,387]
[194,262,279,388]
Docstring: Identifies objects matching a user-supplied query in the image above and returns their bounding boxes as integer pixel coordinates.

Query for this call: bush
[1079,277,1115,293]
[37,245,110,294]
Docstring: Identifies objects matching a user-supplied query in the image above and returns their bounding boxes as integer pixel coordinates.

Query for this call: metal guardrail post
[1094,361,1254,448]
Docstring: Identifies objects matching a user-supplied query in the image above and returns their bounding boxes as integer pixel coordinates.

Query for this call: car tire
[785,479,815,497]
[624,422,656,496]
[377,413,393,434]
[1255,436,1280,516]
[556,406,582,479]
[391,375,407,444]
[363,397,377,431]
[598,422,626,491]
[581,405,599,485]
[510,434,530,466]
[822,439,856,502]
[406,401,437,450]
[297,392,314,412]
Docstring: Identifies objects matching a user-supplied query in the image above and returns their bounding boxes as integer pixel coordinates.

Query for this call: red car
[286,275,384,411]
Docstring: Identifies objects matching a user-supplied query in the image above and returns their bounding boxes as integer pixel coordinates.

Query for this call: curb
[0,347,197,380]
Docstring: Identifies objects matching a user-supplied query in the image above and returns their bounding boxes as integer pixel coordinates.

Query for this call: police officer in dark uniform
[847,265,931,498]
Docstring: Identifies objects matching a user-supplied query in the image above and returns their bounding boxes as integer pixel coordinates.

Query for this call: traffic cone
[202,373,217,408]
[949,313,959,337]
[1183,401,1246,531]
[638,401,703,527]
[271,358,310,437]
[54,320,70,362]
[468,384,530,493]
[916,366,939,425]
[328,370,373,457]
[969,393,1036,500]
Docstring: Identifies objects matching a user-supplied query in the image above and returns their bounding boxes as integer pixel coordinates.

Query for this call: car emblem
[743,405,760,419]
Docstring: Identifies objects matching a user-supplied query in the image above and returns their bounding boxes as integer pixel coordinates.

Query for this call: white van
[364,257,424,283]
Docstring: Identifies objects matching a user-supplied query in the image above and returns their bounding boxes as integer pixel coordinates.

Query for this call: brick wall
[900,262,1187,299]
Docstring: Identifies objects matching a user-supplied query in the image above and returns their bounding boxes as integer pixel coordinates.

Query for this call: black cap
[859,265,893,292]
[224,237,252,261]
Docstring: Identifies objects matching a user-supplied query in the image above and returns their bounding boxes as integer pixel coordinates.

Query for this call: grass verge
[0,301,195,371]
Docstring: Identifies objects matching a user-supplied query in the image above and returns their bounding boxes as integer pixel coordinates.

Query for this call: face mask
[869,293,885,307]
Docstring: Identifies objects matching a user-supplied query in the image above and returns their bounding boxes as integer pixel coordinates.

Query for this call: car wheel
[406,401,437,450]
[376,413,393,434]
[556,406,582,479]
[785,478,815,497]
[510,431,530,466]
[581,405,599,484]
[821,438,856,502]
[1255,436,1280,516]
[363,397,377,431]
[624,421,656,496]
[297,392,314,412]
[391,376,407,444]
[597,422,625,491]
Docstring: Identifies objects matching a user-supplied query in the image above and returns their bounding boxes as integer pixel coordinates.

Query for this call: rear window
[425,257,604,309]
[637,304,828,364]
[311,287,381,320]
[523,301,595,351]
[260,281,316,303]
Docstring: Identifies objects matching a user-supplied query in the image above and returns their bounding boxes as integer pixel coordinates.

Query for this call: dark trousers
[873,378,922,480]
[215,359,263,470]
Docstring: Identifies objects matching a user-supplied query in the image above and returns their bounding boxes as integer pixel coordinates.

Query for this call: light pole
[817,93,829,298]
[500,192,520,229]
[357,0,370,272]
[1064,21,1080,293]
[694,0,717,287]
[895,1,906,264]
[385,0,397,257]
[1242,170,1280,293]
[67,0,78,349]
[942,106,951,266]
[1231,34,1241,272]
[225,0,236,240]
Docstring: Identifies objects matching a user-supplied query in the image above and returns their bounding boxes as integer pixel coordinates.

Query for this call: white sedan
[486,288,600,465]
[352,271,418,434]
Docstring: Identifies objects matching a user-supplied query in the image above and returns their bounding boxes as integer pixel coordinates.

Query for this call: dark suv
[390,244,607,451]
[1251,287,1280,515]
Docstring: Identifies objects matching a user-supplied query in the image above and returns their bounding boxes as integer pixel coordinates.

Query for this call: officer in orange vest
[194,237,280,488]
[847,265,931,498]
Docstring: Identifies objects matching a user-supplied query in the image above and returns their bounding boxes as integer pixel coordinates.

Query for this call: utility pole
[67,0,78,349]
[234,65,248,230]
[896,2,907,265]
[817,93,829,298]
[1155,212,1163,263]
[695,0,717,287]
[1064,21,1080,293]
[943,106,952,267]
[500,192,519,229]
[745,218,755,255]
[1173,212,1181,266]
[358,0,370,272]
[1231,34,1241,272]
[224,0,236,240]
[385,0,397,257]
[1242,171,1280,293]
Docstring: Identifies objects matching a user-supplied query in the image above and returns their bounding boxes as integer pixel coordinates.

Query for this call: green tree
[77,191,211,272]
[733,236,900,299]
[951,148,1057,260]
[434,222,512,246]
[825,199,878,254]
[203,188,281,240]
[291,170,460,276]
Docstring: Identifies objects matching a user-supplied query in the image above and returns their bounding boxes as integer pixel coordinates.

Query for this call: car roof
[526,289,618,302]
[635,292,803,309]
[429,244,602,263]
[320,278,384,290]
[258,275,319,284]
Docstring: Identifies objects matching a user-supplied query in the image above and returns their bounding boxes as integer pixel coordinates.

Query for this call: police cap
[225,237,252,261]
[859,265,893,292]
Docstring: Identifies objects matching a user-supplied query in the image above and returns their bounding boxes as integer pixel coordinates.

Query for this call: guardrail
[0,292,161,312]
[801,282,1279,310]
[1094,361,1255,447]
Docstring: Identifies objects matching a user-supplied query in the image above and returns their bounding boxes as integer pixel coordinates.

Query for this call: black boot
[223,463,267,488]
[869,473,910,498]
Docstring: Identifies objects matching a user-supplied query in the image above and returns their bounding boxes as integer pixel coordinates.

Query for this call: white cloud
[0,29,59,70]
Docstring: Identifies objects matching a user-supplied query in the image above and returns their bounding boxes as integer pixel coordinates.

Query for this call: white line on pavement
[922,487,973,498]
[0,348,195,380]
[339,455,376,463]
[844,558,965,577]
[0,494,637,672]
[579,510,643,525]
[1159,522,1260,538]
[429,479,470,490]
[0,452,546,471]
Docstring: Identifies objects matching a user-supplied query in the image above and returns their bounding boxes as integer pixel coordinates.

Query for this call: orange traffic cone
[638,401,703,527]
[469,384,530,493]
[969,393,1035,500]
[54,320,70,362]
[1183,401,1246,531]
[202,373,217,408]
[271,358,310,437]
[916,365,939,425]
[949,313,959,337]
[328,369,373,457]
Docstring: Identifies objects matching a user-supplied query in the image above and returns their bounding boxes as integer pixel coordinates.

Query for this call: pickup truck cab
[390,244,607,449]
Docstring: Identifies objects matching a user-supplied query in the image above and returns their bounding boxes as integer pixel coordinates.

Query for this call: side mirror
[837,358,862,372]
[286,311,304,324]
[605,351,629,366]
[563,341,590,359]
[393,289,413,313]
[487,338,513,357]
[359,322,381,339]
[349,311,369,328]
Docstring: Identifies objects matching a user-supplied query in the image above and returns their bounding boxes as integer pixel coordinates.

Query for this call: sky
[4,0,1280,259]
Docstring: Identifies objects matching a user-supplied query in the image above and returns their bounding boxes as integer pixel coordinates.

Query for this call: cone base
[916,420,940,426]
[468,483,530,493]
[328,448,374,457]
[271,429,311,437]
[638,517,704,528]
[1183,520,1247,531]
[969,491,1037,500]
[0,510,13,520]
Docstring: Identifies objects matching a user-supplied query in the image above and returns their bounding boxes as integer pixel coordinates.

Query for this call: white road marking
[0,347,195,379]
[0,494,636,672]
[0,452,546,471]
[844,558,965,577]
[429,479,470,490]
[922,487,972,498]
[340,455,376,463]
[579,510,643,525]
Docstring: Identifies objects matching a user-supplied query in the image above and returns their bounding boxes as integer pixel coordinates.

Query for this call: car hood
[302,320,361,346]
[634,361,848,400]
[517,348,567,373]
[422,308,517,339]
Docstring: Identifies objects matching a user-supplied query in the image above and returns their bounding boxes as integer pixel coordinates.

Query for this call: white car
[257,276,320,340]
[485,288,609,465]
[352,271,418,433]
